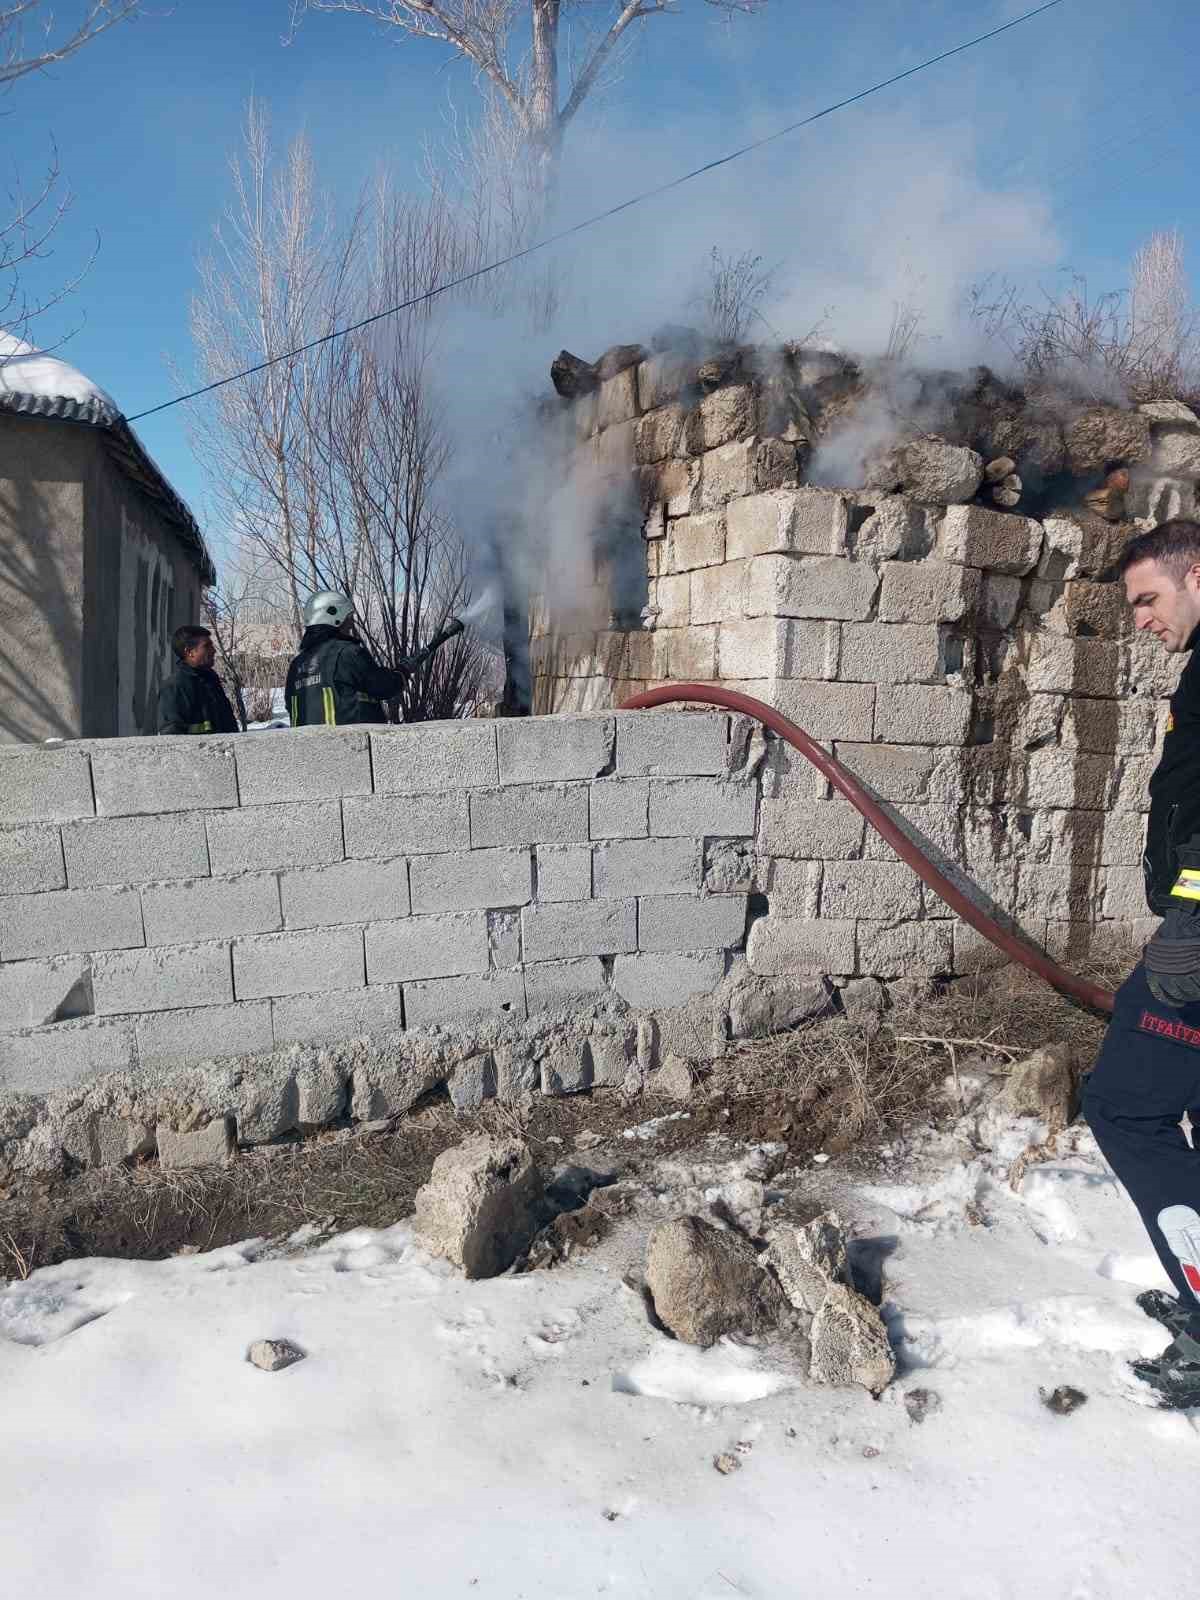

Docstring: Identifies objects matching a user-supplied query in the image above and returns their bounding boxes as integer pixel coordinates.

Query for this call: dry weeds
[0,961,1123,1283]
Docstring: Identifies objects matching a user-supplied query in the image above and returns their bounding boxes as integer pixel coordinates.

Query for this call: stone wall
[531,346,1193,973]
[0,711,772,1169]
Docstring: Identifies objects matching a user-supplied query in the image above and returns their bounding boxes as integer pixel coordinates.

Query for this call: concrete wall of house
[0,416,88,743]
[82,435,204,737]
[0,417,206,743]
[531,352,1197,972]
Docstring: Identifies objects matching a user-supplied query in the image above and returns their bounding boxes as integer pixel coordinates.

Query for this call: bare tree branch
[0,0,138,87]
[292,0,766,187]
[1,2,139,343]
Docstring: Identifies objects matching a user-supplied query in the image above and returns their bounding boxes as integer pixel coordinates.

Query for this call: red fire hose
[619,682,1116,1015]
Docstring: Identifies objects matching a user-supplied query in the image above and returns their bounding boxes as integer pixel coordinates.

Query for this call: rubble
[644,1214,788,1348]
[998,1042,1078,1131]
[808,1283,896,1395]
[891,437,985,504]
[247,1339,306,1373]
[1064,406,1152,474]
[653,1056,695,1101]
[550,350,599,399]
[763,1214,852,1315]
[1041,1384,1088,1415]
[413,1134,545,1279]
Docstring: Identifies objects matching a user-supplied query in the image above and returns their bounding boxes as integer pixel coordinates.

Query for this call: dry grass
[714,959,1121,1152]
[0,960,1122,1283]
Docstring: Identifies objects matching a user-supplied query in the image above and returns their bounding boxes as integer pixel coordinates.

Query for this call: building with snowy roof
[0,333,215,742]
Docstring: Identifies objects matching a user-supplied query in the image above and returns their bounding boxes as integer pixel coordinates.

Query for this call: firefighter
[1083,519,1200,1407]
[285,591,464,727]
[158,624,240,736]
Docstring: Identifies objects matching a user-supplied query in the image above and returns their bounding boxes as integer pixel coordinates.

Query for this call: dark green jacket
[158,663,239,736]
[285,626,411,727]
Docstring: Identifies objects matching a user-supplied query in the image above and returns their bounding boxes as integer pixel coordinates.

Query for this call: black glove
[443,616,465,640]
[1145,903,1200,1008]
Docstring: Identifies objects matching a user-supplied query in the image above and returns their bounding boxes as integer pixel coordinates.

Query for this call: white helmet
[304,591,354,629]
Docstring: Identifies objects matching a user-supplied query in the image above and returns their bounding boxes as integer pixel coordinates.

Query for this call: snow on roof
[0,328,216,584]
[0,329,119,425]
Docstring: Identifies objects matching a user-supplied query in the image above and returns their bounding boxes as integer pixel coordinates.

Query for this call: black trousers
[1084,963,1200,1319]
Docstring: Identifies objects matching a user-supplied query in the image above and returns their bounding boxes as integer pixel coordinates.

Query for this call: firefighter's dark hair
[1117,519,1200,582]
[172,624,212,662]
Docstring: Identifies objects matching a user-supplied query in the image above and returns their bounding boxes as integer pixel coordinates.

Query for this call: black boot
[1137,1289,1198,1338]
[1130,1326,1200,1409]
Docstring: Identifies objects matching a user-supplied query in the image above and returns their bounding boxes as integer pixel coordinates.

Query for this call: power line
[126,0,1068,425]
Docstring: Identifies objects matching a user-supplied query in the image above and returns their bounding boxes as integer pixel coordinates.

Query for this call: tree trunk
[528,0,562,207]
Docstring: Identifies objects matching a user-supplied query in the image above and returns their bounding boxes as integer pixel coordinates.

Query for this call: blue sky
[4,0,1198,556]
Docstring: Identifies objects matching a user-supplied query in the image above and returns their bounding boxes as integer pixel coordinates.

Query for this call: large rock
[247,1339,305,1373]
[413,1135,545,1279]
[895,437,984,504]
[728,977,828,1039]
[809,1284,895,1394]
[550,350,599,399]
[998,1042,1077,1131]
[1064,406,1152,474]
[764,1214,852,1315]
[653,1055,695,1102]
[645,1215,787,1347]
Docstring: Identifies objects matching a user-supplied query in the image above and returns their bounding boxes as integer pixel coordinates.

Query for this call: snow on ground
[1,1114,1196,1600]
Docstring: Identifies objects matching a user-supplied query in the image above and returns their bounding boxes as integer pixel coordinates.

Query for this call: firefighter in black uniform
[158,624,240,736]
[1084,519,1200,1406]
[285,591,464,727]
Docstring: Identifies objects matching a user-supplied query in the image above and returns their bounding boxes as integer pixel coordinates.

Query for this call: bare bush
[970,229,1200,405]
[697,246,776,346]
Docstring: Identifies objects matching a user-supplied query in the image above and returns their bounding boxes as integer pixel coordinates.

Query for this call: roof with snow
[0,332,215,585]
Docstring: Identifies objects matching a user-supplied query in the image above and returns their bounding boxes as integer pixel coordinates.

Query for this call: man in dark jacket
[158,625,240,736]
[285,591,464,727]
[1083,519,1200,1406]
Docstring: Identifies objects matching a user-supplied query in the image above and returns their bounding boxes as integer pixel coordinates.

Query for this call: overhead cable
[126,0,1068,425]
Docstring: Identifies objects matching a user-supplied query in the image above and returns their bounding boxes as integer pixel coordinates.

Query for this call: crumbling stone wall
[532,343,1197,976]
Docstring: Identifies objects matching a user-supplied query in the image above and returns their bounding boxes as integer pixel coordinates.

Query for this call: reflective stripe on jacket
[284,627,407,728]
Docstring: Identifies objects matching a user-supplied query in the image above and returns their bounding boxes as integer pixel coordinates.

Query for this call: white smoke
[424,88,1072,631]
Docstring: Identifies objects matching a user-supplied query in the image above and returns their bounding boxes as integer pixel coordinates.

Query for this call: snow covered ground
[2,1108,1195,1600]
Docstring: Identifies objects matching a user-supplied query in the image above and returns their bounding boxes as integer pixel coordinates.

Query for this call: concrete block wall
[531,350,1192,977]
[0,712,770,1164]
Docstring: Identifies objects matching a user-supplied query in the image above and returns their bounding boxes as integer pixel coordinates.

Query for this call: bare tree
[1,2,139,340]
[291,0,766,195]
[969,229,1200,405]
[189,108,486,723]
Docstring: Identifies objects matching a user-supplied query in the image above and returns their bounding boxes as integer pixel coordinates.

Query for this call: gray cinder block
[93,940,234,1016]
[408,848,532,914]
[235,729,372,805]
[365,913,489,983]
[233,927,365,999]
[0,746,94,824]
[63,812,210,888]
